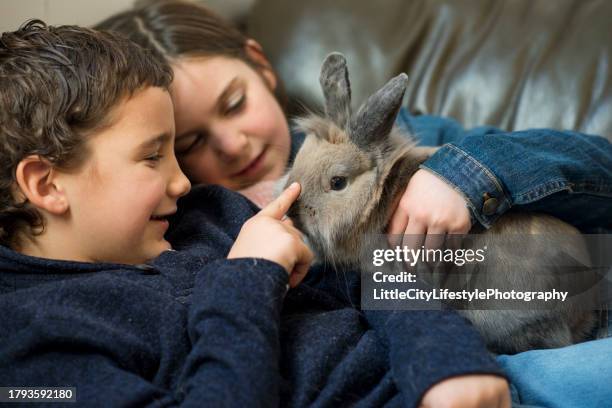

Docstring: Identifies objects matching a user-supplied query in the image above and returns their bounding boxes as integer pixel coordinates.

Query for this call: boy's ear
[15,156,69,215]
[244,38,277,91]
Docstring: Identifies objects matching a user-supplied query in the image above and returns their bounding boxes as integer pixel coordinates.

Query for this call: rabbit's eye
[330,176,347,191]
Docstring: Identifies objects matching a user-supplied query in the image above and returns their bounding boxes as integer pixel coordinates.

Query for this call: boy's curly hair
[0,20,173,248]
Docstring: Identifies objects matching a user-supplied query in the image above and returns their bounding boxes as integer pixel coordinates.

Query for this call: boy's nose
[169,160,191,198]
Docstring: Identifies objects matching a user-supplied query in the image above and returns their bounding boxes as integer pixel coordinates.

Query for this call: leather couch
[246,0,612,141]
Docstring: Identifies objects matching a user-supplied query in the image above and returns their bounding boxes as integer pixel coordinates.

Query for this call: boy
[0,21,507,407]
[0,20,312,406]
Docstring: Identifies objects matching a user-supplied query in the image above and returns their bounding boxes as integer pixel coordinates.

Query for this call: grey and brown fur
[285,53,597,354]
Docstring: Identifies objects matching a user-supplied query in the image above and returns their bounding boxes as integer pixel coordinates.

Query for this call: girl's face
[170,56,291,190]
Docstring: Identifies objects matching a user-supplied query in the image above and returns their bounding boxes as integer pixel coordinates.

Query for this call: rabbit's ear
[319,53,352,129]
[350,73,408,149]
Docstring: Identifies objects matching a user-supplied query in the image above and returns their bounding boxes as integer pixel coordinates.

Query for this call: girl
[96,1,612,407]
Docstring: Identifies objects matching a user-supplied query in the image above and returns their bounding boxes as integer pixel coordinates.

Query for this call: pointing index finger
[258,182,301,219]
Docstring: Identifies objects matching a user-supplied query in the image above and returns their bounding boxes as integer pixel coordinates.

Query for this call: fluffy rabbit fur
[285,53,596,354]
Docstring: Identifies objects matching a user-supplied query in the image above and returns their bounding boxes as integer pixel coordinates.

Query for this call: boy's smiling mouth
[150,213,173,232]
[150,210,176,222]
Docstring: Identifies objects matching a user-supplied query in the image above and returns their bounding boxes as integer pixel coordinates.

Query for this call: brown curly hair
[0,19,173,248]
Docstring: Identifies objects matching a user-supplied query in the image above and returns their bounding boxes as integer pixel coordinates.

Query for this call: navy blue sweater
[0,186,502,407]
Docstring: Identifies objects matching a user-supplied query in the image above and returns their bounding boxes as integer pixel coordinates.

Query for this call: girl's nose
[209,126,249,160]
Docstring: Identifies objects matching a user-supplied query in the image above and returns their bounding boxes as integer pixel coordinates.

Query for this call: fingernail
[289,182,299,190]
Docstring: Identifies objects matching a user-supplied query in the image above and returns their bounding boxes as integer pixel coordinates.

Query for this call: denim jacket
[395,109,612,232]
[290,108,612,232]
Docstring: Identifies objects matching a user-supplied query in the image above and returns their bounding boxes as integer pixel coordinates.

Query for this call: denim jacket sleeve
[396,109,612,232]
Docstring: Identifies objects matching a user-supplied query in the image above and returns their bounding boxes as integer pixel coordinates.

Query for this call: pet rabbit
[285,53,597,354]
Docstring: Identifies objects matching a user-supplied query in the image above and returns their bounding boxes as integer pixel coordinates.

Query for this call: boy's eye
[145,153,163,162]
[175,133,205,155]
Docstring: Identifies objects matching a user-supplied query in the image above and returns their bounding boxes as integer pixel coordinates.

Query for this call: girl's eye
[224,92,245,115]
[330,176,347,191]
[175,133,205,155]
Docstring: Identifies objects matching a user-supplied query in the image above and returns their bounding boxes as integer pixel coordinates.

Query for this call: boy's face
[59,87,191,264]
[170,57,291,191]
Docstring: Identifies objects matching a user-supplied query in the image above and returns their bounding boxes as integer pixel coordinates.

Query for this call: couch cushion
[247,0,612,139]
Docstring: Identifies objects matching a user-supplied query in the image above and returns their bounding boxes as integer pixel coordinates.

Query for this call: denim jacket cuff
[420,143,512,228]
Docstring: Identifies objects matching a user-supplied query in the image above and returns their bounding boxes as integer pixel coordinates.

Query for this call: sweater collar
[0,244,142,275]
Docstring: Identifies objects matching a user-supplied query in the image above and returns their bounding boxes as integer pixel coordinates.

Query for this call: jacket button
[482,193,499,216]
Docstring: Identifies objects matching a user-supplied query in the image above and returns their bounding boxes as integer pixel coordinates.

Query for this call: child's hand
[420,375,511,408]
[228,182,313,287]
[387,169,472,248]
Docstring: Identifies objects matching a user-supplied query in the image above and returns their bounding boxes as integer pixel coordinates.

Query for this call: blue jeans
[497,310,612,408]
